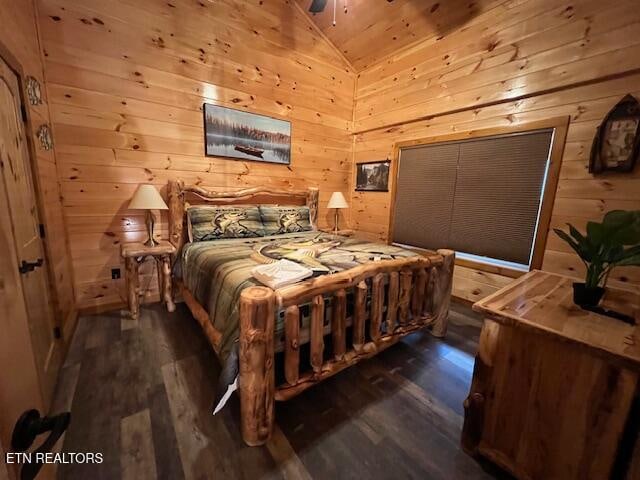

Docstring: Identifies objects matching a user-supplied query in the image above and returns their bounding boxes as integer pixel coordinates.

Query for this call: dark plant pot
[572,282,605,307]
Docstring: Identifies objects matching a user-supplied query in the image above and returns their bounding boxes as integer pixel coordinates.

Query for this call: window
[390,119,568,273]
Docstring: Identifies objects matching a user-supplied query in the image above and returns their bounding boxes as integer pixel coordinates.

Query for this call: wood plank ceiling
[295,0,500,70]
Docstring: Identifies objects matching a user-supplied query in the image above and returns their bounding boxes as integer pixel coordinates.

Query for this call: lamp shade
[129,184,168,210]
[327,191,348,209]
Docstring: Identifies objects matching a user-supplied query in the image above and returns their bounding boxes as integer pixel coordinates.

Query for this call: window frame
[387,117,570,277]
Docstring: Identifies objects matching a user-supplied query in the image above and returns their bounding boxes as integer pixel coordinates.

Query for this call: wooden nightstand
[120,240,176,319]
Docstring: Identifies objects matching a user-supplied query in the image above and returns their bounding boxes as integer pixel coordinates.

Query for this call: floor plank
[55,301,510,479]
[121,410,157,480]
[266,426,312,480]
[147,381,185,480]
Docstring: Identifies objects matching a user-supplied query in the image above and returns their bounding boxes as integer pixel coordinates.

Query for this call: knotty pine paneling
[352,0,640,303]
[36,0,356,309]
[0,0,75,329]
[355,0,640,131]
[293,0,506,71]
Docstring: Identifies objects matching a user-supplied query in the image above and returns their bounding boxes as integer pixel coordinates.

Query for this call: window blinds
[392,129,554,267]
[392,143,459,250]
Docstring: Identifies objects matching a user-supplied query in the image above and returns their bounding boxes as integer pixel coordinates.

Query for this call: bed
[167,179,455,446]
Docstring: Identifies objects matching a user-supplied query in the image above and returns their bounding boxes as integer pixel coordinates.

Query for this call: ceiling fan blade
[309,0,328,13]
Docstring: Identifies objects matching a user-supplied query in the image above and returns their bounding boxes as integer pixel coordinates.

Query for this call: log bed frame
[167,179,455,446]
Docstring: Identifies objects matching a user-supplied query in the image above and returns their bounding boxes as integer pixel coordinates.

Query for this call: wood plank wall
[351,0,640,303]
[35,0,356,310]
[0,0,75,332]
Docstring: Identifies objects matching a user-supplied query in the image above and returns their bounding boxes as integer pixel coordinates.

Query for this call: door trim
[0,41,63,334]
[0,39,70,413]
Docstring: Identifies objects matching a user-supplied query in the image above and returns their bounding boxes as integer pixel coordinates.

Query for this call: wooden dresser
[462,270,639,480]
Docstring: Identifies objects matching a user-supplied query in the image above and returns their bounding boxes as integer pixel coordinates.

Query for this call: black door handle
[11,409,71,480]
[18,258,43,274]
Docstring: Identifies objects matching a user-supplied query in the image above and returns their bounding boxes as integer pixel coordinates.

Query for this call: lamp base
[144,210,157,247]
[143,237,158,248]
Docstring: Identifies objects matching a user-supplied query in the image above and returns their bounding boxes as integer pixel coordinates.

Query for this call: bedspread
[176,231,418,411]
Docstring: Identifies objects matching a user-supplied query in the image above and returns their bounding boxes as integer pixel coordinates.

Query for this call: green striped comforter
[178,231,418,365]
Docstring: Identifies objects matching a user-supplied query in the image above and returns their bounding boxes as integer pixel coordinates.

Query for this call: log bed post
[167,179,185,261]
[310,295,325,376]
[430,249,455,337]
[399,270,412,325]
[332,289,347,360]
[370,274,384,341]
[284,305,300,385]
[412,268,427,321]
[239,286,276,446]
[353,281,367,351]
[306,187,319,230]
[386,271,399,333]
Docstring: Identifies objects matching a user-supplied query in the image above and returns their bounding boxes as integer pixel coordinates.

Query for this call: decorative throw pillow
[259,206,313,235]
[187,205,264,241]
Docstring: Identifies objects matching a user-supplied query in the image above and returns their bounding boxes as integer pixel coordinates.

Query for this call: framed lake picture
[355,161,390,192]
[203,103,291,164]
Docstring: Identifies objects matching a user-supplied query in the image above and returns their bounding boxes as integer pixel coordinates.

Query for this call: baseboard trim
[452,295,475,307]
[62,308,79,342]
[78,301,127,317]
[77,294,164,317]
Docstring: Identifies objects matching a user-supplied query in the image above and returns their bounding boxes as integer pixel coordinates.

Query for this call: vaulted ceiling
[296,0,495,71]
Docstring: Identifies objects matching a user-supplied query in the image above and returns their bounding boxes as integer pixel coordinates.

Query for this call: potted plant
[553,210,640,307]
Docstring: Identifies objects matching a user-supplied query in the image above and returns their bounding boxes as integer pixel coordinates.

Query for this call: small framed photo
[355,161,390,192]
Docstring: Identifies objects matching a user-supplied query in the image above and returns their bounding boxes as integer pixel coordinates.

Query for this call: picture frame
[203,103,292,165]
[589,94,640,174]
[355,160,391,192]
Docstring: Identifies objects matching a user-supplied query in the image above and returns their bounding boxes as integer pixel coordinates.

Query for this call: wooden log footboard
[238,249,455,445]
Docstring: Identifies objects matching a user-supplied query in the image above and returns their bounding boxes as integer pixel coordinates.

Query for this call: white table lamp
[327,191,349,234]
[129,184,168,247]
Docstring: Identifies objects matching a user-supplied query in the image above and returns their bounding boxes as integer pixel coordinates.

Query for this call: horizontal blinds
[392,129,554,267]
[392,143,459,249]
[449,130,553,265]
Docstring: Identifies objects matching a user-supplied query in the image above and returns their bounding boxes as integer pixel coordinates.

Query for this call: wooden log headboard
[167,180,319,256]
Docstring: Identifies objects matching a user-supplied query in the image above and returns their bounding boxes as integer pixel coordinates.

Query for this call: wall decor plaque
[37,124,53,151]
[589,94,640,174]
[25,76,43,106]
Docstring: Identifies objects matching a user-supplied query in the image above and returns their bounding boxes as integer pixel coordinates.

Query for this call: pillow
[259,206,313,236]
[187,205,264,241]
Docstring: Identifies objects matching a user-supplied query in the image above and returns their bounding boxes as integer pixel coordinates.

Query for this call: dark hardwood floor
[51,301,509,479]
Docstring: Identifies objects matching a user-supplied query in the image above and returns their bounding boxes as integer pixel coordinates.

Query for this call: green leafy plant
[553,210,640,290]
